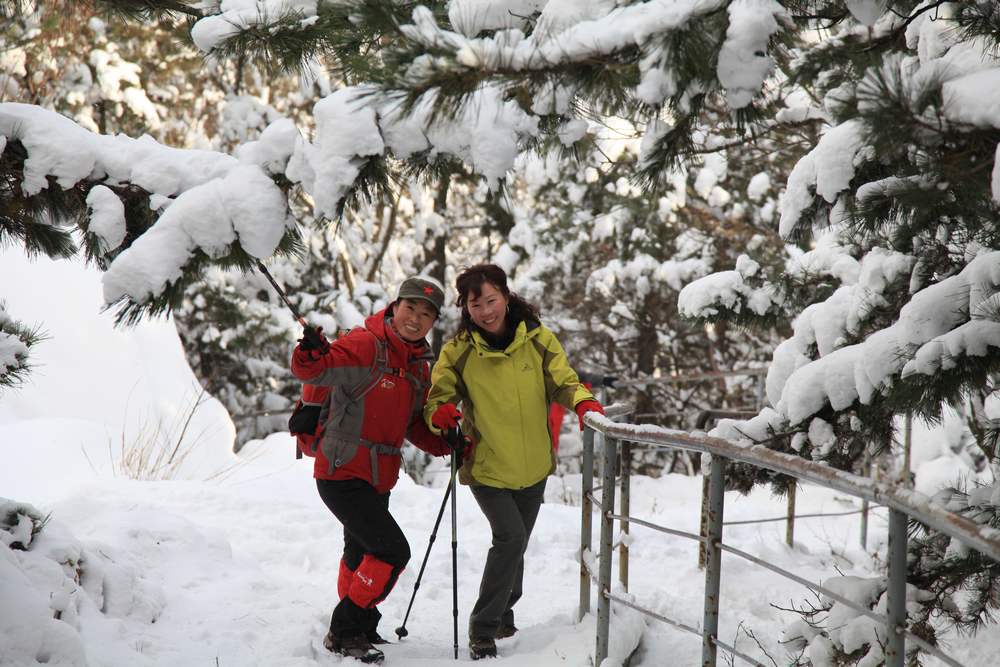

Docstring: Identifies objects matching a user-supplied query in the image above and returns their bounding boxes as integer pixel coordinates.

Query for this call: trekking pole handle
[445,427,466,465]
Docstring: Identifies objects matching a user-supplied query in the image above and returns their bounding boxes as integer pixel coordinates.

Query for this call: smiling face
[465,281,509,335]
[393,298,437,342]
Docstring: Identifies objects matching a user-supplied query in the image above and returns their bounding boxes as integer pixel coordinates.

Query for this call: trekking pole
[448,427,462,660]
[254,259,307,326]
[394,466,456,640]
[254,259,323,460]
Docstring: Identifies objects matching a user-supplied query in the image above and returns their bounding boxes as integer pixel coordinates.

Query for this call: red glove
[431,403,462,431]
[575,400,604,430]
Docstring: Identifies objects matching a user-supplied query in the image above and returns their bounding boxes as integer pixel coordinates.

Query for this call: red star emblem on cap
[424,286,434,294]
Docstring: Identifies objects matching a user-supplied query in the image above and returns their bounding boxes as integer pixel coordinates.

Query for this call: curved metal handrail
[583,409,1000,562]
[580,403,997,667]
[603,403,633,420]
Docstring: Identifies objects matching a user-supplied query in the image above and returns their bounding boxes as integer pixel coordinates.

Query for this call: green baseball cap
[397,276,445,313]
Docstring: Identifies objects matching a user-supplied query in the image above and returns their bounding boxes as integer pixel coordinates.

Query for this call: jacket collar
[469,318,540,355]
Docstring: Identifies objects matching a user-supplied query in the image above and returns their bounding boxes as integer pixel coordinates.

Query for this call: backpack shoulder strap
[347,330,389,402]
[344,329,437,406]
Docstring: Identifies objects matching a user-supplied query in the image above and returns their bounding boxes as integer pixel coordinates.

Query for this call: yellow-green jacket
[425,319,594,489]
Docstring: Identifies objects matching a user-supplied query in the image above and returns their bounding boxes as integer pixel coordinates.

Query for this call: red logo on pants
[347,555,399,608]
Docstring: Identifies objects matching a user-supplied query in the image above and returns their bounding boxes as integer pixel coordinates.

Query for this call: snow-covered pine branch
[677,253,783,327]
[367,1,793,180]
[188,0,411,79]
[0,63,548,317]
[688,2,1000,435]
[92,0,205,22]
[0,103,296,323]
[398,1,786,100]
[0,302,39,390]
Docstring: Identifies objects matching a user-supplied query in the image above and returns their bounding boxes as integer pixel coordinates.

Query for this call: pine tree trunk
[428,176,450,356]
[634,297,658,425]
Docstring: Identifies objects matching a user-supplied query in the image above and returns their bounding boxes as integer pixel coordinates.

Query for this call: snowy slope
[0,248,237,495]
[8,435,1000,667]
[2,430,646,666]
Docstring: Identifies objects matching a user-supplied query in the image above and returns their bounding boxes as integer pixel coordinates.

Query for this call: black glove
[446,429,472,462]
[601,375,618,388]
[298,325,330,354]
[288,402,322,435]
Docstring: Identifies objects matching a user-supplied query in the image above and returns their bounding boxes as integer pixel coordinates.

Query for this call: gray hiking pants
[468,478,547,639]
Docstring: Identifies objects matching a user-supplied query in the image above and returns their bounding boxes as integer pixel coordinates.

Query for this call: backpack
[287,383,330,459]
[287,327,428,460]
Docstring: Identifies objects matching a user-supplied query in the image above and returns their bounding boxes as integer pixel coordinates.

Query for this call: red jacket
[291,308,450,492]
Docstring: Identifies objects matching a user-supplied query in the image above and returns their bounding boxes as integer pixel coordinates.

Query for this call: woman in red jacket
[291,276,452,665]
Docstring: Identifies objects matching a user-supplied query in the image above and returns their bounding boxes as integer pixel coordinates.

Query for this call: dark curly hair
[454,263,539,338]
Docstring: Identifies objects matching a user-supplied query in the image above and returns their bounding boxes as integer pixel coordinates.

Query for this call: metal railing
[578,405,1000,667]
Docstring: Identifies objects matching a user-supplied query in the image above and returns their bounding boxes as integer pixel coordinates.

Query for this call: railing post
[885,508,908,666]
[702,454,726,667]
[619,440,631,592]
[902,412,913,486]
[860,449,871,550]
[785,479,796,548]
[698,474,709,569]
[594,419,606,486]
[580,425,595,621]
[595,435,618,666]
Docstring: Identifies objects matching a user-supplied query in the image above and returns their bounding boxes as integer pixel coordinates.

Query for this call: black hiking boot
[495,623,518,639]
[323,631,385,664]
[469,636,497,660]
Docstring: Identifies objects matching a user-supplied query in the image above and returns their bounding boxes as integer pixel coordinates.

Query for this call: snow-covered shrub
[0,498,165,666]
[108,385,236,480]
[905,483,1000,638]
[1,498,48,550]
[783,575,892,666]
[785,477,1000,666]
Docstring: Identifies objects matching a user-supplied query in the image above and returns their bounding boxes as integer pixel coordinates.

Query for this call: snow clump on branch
[404,0,784,112]
[0,103,289,308]
[775,251,1000,425]
[191,0,319,53]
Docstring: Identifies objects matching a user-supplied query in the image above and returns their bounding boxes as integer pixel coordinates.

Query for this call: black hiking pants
[468,478,547,639]
[317,478,411,638]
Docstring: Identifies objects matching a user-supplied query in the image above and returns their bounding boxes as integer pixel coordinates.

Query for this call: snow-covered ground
[2,252,997,666]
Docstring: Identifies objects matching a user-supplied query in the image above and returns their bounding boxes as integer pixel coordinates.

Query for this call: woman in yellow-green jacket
[425,263,604,660]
